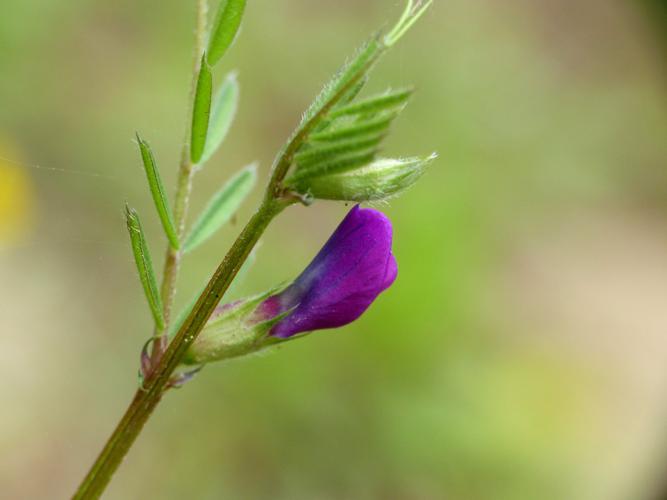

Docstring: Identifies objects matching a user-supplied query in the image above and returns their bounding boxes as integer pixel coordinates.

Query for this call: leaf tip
[124,202,134,218]
[245,161,259,175]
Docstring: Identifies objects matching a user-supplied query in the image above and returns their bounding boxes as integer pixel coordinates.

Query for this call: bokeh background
[2,1,667,498]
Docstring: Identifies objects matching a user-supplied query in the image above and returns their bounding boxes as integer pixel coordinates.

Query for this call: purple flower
[183,205,398,366]
[258,205,397,338]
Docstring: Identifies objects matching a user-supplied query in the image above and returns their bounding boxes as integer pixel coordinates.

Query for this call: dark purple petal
[261,205,397,338]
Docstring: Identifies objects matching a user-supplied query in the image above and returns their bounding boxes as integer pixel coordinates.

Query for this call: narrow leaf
[309,111,399,142]
[125,206,165,330]
[335,77,369,109]
[329,88,413,118]
[298,0,430,129]
[295,134,384,168]
[207,0,247,66]
[184,164,257,253]
[201,72,240,163]
[311,76,369,135]
[136,133,179,249]
[289,149,377,182]
[269,0,430,184]
[299,37,385,129]
[191,55,213,164]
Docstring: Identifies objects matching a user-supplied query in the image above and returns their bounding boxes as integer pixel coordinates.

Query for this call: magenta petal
[266,205,397,338]
[383,253,398,291]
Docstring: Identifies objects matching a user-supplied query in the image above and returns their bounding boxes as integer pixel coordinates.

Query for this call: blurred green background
[2,1,667,499]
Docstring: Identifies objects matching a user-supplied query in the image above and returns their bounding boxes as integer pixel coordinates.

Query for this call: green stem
[72,0,339,490]
[72,98,315,496]
[72,198,288,500]
[153,0,209,359]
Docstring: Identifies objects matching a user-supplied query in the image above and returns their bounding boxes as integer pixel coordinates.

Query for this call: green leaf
[289,149,377,183]
[135,134,179,250]
[184,164,257,253]
[309,111,399,142]
[298,36,385,131]
[295,134,384,169]
[335,77,368,109]
[125,206,165,330]
[310,77,369,136]
[296,0,430,132]
[190,55,213,164]
[207,0,247,66]
[329,88,413,118]
[200,72,240,163]
[268,0,431,187]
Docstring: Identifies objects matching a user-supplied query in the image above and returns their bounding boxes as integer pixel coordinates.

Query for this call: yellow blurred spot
[0,137,33,246]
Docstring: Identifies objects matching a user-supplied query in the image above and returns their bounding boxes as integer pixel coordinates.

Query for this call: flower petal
[267,205,397,338]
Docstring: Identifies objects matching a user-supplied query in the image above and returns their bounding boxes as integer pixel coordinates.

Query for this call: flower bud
[287,154,435,202]
[182,205,397,365]
[258,204,396,338]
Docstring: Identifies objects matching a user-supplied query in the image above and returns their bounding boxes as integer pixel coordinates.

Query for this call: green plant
[72,1,434,497]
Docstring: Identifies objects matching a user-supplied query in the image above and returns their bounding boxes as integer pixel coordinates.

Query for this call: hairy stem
[153,0,209,359]
[72,96,325,496]
[72,197,288,500]
[72,0,355,491]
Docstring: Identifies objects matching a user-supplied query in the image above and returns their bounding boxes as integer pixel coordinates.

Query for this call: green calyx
[181,287,288,366]
[288,154,436,202]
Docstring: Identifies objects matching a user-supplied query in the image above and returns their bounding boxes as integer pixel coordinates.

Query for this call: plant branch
[265,46,385,201]
[72,197,289,500]
[72,2,423,496]
[153,0,209,360]
[72,38,329,494]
